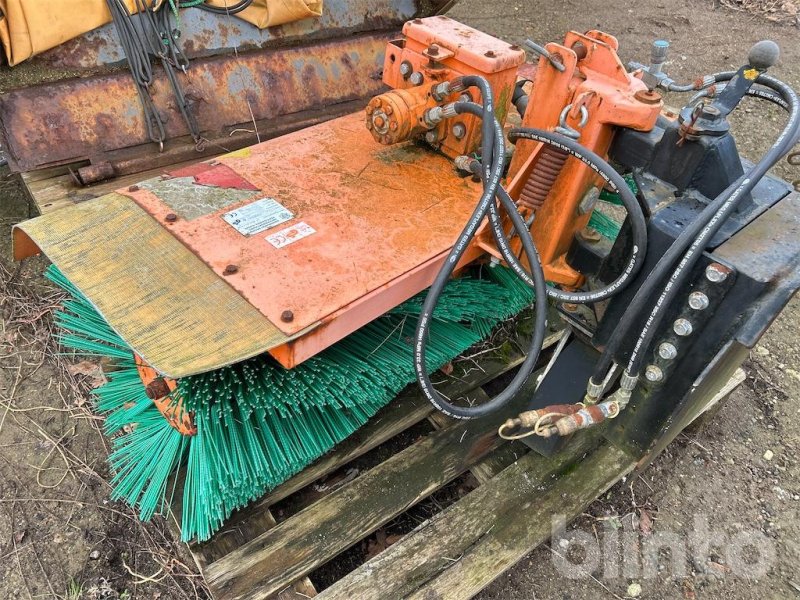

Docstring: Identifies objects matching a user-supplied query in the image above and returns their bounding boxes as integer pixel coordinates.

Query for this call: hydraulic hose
[414,79,549,420]
[591,72,800,383]
[505,129,648,304]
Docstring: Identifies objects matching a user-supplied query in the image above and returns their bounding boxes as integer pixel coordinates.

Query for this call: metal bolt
[458,92,473,103]
[384,105,393,115]
[452,123,467,139]
[165,213,178,223]
[425,131,439,144]
[484,50,496,58]
[223,264,239,276]
[281,310,294,323]
[399,61,413,78]
[658,342,678,360]
[688,291,710,310]
[409,72,424,86]
[428,44,440,56]
[645,365,664,382]
[673,318,693,337]
[705,264,728,283]
[562,303,579,312]
[128,184,140,192]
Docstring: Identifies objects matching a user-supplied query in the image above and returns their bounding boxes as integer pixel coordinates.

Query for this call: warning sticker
[221,198,293,236]
[266,222,316,249]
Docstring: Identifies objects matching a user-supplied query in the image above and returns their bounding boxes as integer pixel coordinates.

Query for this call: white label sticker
[266,222,316,249]
[221,198,293,236]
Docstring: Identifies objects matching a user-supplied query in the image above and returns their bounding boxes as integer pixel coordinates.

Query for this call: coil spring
[517,104,587,212]
[518,145,571,211]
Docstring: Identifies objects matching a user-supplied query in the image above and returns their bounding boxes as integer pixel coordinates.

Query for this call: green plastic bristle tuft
[588,207,622,240]
[46,262,535,542]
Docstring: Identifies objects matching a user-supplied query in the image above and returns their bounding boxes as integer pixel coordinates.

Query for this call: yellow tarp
[0,0,322,66]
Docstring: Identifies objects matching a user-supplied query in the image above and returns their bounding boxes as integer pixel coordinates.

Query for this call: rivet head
[165,213,178,223]
[673,318,693,337]
[223,264,239,276]
[705,264,728,283]
[645,365,664,382]
[688,291,710,310]
[128,184,140,192]
[484,50,496,58]
[658,342,678,360]
[281,310,294,323]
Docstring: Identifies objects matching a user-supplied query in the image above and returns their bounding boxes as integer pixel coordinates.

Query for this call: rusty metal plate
[123,112,481,344]
[30,0,434,69]
[0,32,388,172]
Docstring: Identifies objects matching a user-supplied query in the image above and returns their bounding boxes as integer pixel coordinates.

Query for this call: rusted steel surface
[122,112,483,367]
[0,32,389,172]
[31,0,434,69]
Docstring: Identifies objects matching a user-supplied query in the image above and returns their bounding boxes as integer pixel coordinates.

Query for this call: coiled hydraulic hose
[414,77,549,420]
[591,72,800,385]
[414,76,648,419]
[505,129,648,304]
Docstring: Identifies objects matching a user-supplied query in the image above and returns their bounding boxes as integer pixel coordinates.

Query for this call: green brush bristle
[46,263,534,542]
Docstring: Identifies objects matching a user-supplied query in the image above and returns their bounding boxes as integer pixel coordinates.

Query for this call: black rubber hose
[414,83,549,420]
[505,129,648,303]
[591,72,800,382]
[624,73,800,376]
[184,0,253,14]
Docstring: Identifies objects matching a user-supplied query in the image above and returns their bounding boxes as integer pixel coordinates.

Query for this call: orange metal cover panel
[401,16,525,74]
[123,113,480,342]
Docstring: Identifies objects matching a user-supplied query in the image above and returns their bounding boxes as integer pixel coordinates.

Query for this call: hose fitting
[584,377,606,405]
[423,106,446,128]
[431,81,452,101]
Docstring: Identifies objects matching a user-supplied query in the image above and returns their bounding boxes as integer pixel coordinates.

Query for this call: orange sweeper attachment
[12,15,800,545]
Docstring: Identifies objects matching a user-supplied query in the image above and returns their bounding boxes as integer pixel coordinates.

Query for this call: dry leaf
[13,530,26,544]
[67,360,106,388]
[638,508,653,536]
[439,362,454,376]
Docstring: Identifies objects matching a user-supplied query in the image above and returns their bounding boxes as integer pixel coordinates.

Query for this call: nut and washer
[452,123,467,139]
[645,365,664,382]
[688,291,710,310]
[673,318,693,337]
[705,264,728,283]
[658,342,678,360]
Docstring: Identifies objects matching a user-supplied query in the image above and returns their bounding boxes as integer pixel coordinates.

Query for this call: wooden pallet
[18,167,745,600]
[170,341,742,600]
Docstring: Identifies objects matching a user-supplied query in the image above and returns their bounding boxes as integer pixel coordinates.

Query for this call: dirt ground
[1,0,800,598]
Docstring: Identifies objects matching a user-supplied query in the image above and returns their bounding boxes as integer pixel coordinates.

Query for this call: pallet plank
[405,443,634,600]
[204,387,521,600]
[315,432,607,600]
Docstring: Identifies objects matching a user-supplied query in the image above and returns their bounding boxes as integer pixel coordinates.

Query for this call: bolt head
[428,44,440,56]
[645,365,664,382]
[410,72,424,86]
[688,291,710,310]
[399,61,413,77]
[452,123,467,139]
[658,342,678,360]
[673,318,693,337]
[484,50,496,58]
[705,264,728,283]
[165,213,178,223]
[223,264,239,276]
[425,131,438,144]
[128,184,140,192]
[280,310,294,323]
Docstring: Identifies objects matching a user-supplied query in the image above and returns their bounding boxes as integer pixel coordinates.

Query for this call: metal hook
[558,104,589,129]
[523,40,566,73]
